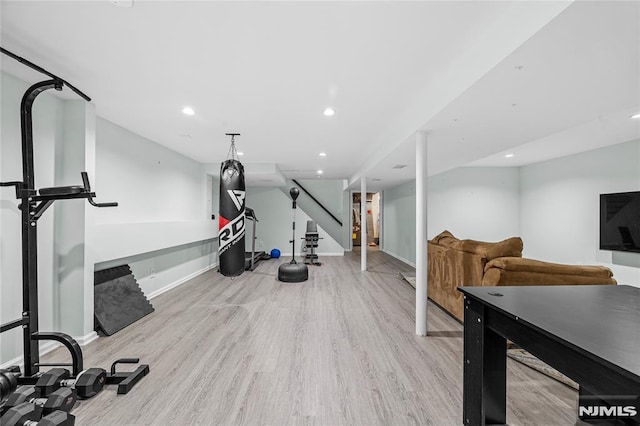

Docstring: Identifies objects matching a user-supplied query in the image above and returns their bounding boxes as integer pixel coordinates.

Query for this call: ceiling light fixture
[505,154,514,158]
[323,108,335,117]
[631,113,640,119]
[317,170,323,174]
[319,152,327,157]
[182,106,195,116]
[237,152,244,156]
[111,0,134,7]
[392,164,407,169]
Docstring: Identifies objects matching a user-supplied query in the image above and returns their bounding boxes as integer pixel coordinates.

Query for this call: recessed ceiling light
[631,113,640,119]
[317,170,323,174]
[111,0,134,7]
[515,65,525,70]
[319,152,327,157]
[505,154,514,158]
[372,178,382,182]
[323,108,335,117]
[182,106,195,116]
[392,164,407,169]
[237,152,244,156]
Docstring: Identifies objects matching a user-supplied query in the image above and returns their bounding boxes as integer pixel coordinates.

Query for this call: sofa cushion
[485,257,614,278]
[454,237,523,261]
[431,230,459,248]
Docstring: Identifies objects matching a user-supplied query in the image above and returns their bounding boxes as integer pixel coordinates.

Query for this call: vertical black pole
[20,80,61,376]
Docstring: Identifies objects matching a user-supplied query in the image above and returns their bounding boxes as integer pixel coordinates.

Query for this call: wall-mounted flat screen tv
[600,191,640,253]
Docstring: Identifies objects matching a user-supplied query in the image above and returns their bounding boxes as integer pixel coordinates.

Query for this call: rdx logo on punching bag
[219,189,246,254]
[219,214,245,254]
[227,190,245,211]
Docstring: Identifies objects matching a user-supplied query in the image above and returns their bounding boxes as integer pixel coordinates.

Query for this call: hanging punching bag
[219,134,246,277]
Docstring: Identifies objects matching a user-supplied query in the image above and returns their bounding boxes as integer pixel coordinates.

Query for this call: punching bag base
[277,262,308,283]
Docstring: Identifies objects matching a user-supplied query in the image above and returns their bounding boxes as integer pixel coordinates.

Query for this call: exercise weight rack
[0,47,149,395]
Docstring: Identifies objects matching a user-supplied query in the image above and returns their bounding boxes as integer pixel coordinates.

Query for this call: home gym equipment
[244,207,270,270]
[1,387,76,416]
[94,265,154,336]
[35,368,105,399]
[277,188,309,282]
[0,47,149,398]
[219,133,246,277]
[270,249,281,259]
[0,403,75,426]
[1,367,21,401]
[302,221,323,266]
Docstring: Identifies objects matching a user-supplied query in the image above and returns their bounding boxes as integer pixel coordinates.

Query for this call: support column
[360,178,367,271]
[416,131,428,336]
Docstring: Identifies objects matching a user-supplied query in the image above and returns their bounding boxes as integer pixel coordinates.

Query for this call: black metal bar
[0,181,23,198]
[291,179,342,226]
[20,80,61,377]
[32,200,54,220]
[1,47,91,102]
[32,332,83,375]
[0,317,27,333]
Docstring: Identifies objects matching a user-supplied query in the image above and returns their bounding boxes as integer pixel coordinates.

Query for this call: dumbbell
[1,367,21,401]
[1,386,76,416]
[35,368,106,399]
[0,403,75,426]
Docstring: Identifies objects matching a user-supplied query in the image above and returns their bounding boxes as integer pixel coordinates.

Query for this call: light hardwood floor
[43,250,578,425]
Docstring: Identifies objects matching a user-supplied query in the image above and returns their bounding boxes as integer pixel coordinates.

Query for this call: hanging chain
[225,133,241,161]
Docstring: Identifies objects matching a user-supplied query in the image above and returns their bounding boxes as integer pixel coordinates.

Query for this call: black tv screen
[600,191,640,253]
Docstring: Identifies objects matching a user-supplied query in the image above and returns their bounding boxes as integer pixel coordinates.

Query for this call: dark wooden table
[458,285,640,425]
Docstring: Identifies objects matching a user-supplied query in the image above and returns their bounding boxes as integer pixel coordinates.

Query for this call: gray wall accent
[279,179,346,246]
[95,239,218,298]
[245,186,344,255]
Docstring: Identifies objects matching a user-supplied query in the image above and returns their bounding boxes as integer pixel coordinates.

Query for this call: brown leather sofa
[427,230,617,322]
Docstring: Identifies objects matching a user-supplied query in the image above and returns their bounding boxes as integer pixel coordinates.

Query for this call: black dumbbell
[1,367,21,401]
[37,410,76,426]
[0,403,74,426]
[1,387,76,416]
[35,368,106,399]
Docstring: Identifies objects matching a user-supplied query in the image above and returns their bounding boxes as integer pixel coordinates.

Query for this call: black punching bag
[219,134,246,277]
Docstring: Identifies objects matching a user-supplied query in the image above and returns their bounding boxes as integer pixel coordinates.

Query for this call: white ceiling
[1,1,638,192]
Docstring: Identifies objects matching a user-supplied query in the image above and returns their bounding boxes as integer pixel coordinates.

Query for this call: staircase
[279,179,345,246]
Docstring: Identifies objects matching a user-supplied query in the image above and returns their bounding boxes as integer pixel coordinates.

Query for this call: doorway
[352,192,381,250]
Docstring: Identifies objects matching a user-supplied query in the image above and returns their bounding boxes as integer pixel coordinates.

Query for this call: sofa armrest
[482,257,617,286]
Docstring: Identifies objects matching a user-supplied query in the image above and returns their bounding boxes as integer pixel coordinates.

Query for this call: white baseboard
[0,331,100,370]
[381,249,416,268]
[146,262,218,300]
[77,331,99,346]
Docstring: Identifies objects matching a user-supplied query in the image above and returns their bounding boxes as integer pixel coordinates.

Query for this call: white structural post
[416,131,428,336]
[361,178,367,271]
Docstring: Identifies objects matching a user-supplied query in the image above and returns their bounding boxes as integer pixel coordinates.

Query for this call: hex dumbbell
[1,387,75,416]
[1,367,21,401]
[35,368,106,399]
[0,403,74,426]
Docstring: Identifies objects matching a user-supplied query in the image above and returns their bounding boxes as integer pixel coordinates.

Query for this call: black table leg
[463,297,507,425]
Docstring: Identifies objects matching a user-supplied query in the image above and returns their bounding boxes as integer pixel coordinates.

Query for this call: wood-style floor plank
[41,249,578,425]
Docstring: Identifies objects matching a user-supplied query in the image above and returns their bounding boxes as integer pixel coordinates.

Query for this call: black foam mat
[94,265,154,336]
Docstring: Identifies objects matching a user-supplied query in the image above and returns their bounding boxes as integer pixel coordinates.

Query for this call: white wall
[381,180,417,265]
[382,167,521,265]
[428,167,520,241]
[245,187,344,256]
[520,139,640,286]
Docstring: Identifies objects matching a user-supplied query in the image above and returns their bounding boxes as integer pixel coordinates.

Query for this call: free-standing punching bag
[219,133,246,277]
[277,187,309,282]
